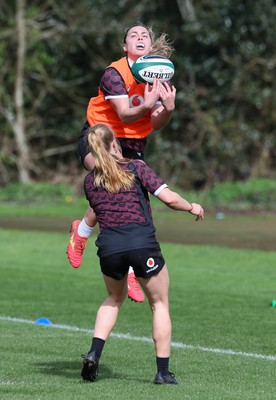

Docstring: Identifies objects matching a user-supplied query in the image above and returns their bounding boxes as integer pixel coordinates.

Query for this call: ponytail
[87,124,135,193]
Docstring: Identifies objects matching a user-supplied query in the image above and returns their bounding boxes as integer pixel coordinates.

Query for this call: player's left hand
[159,82,176,112]
[189,203,205,221]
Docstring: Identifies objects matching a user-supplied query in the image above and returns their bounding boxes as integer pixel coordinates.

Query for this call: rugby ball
[131,55,175,84]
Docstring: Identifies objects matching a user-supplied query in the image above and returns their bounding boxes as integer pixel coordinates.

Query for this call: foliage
[0,182,74,204]
[1,178,276,213]
[149,0,276,187]
[0,0,275,187]
[200,177,276,211]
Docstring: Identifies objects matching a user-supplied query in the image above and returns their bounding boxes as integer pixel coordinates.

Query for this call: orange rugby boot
[66,220,88,268]
[127,272,145,302]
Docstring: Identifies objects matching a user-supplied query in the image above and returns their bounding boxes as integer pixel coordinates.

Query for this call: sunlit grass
[1,229,276,399]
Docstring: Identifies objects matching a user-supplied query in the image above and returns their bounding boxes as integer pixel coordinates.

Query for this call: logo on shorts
[147,258,155,268]
[146,257,159,273]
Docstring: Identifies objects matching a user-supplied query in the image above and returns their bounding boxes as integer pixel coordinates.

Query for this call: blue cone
[34,317,53,325]
[216,212,225,220]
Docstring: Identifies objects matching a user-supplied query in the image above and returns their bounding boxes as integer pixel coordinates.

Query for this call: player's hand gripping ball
[131,55,175,84]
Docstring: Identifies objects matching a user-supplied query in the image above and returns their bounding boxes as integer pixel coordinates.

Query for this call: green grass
[1,229,276,399]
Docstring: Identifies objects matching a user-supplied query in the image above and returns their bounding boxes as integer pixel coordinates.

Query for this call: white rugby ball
[131,55,175,84]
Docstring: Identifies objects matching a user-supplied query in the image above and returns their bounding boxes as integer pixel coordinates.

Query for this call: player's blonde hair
[87,124,135,193]
[123,22,174,58]
[150,33,174,58]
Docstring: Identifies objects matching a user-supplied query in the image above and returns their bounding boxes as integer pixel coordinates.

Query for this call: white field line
[1,315,276,362]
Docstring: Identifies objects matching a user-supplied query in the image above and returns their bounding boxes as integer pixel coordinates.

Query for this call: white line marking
[1,315,276,361]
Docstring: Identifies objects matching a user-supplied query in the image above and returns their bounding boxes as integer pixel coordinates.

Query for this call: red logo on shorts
[146,258,155,268]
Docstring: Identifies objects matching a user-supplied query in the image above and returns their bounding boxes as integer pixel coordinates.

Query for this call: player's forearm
[158,190,204,220]
[117,103,151,124]
[151,107,174,130]
[163,192,192,211]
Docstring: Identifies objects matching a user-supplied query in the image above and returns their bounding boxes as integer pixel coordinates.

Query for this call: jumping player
[67,23,176,302]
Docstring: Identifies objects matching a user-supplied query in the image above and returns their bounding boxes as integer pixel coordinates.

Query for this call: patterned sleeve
[133,160,168,196]
[99,67,128,97]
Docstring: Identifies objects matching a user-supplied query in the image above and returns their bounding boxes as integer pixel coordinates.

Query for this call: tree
[147,0,276,187]
[14,0,31,182]
[0,0,101,183]
[0,0,275,188]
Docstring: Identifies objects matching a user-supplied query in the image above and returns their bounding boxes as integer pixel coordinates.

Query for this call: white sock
[78,218,94,238]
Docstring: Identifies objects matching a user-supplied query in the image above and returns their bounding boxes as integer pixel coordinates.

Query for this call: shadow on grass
[33,360,150,383]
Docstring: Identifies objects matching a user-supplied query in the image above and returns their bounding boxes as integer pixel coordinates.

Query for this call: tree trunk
[14,0,31,183]
[250,137,273,178]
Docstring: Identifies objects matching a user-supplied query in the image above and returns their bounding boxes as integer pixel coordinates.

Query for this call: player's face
[123,26,152,61]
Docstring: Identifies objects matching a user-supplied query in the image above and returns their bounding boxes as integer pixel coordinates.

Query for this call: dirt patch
[1,213,275,252]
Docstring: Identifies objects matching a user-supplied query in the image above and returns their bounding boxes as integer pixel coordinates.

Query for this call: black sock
[156,357,169,374]
[89,337,105,359]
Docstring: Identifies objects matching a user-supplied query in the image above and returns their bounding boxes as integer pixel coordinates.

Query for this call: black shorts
[77,122,144,168]
[77,121,90,169]
[100,247,165,280]
[120,146,144,160]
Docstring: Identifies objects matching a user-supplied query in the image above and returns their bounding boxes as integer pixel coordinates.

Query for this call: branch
[34,144,78,159]
[176,0,195,21]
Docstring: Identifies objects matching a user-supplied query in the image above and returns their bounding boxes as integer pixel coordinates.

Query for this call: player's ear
[110,139,118,154]
[123,43,127,52]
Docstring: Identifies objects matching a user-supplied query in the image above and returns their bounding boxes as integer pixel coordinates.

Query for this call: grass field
[1,228,276,399]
